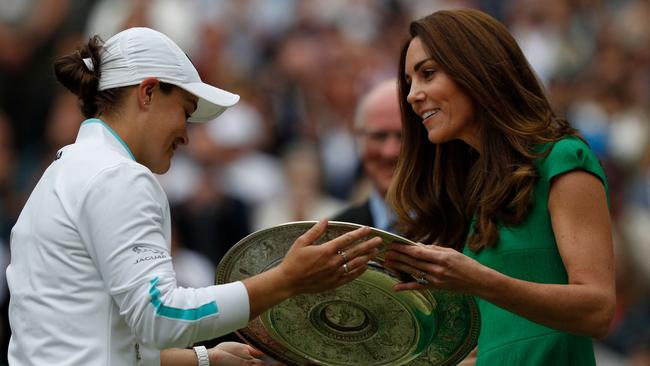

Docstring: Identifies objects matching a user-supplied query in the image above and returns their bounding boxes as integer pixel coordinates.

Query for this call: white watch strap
[193,345,210,366]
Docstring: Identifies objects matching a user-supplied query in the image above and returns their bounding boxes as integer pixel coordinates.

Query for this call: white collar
[75,118,136,161]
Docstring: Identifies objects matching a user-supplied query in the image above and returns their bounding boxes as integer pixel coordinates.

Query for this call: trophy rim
[215,221,480,366]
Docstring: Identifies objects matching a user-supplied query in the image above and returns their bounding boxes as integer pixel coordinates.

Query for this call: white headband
[82,57,94,72]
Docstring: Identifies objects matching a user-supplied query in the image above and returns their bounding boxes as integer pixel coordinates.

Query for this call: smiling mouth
[422,109,440,121]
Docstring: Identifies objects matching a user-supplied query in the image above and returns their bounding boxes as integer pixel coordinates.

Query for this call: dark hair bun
[53,36,103,117]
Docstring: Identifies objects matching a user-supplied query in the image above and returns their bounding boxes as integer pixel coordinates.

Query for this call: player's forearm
[243,266,295,320]
[160,348,197,366]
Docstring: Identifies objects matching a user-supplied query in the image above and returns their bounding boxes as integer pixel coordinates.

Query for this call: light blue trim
[148,277,219,321]
[81,118,136,161]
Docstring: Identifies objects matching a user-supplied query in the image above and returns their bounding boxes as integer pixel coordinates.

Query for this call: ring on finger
[415,271,429,286]
[337,250,349,264]
[343,263,350,275]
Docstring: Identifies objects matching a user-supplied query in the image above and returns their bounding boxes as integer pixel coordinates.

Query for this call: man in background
[334,78,401,232]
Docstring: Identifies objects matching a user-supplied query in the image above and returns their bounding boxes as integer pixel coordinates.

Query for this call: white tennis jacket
[7,119,250,365]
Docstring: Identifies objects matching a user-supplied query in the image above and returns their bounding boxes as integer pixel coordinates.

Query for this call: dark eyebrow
[405,58,433,80]
[413,58,433,73]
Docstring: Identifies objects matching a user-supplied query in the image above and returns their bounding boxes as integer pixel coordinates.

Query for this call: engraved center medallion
[309,300,377,342]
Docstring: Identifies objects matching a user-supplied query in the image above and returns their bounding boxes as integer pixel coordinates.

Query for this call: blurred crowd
[0,0,648,365]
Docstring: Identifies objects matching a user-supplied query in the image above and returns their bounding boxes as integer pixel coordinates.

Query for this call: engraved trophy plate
[216,221,479,365]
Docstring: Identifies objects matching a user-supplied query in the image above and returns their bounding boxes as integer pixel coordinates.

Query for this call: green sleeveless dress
[463,136,607,365]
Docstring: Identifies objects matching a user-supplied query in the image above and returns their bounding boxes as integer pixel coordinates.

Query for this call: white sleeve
[76,163,250,349]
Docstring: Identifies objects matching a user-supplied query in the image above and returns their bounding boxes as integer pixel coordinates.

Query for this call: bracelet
[193,345,210,366]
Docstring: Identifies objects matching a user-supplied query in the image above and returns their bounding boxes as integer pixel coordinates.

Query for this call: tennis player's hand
[242,219,382,320]
[279,219,382,295]
[209,342,277,365]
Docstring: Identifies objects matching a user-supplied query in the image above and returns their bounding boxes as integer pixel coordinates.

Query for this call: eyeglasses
[357,129,402,145]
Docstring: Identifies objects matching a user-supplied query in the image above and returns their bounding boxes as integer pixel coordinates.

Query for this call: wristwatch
[193,345,210,366]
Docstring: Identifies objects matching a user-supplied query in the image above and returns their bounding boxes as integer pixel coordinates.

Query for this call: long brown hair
[387,9,577,251]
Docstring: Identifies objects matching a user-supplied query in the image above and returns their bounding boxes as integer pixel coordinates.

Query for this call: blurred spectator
[202,102,287,208]
[0,238,8,365]
[0,112,20,242]
[158,144,252,267]
[619,148,650,288]
[85,0,201,52]
[253,141,345,230]
[602,221,650,363]
[157,102,280,266]
[0,113,18,364]
[166,166,252,267]
[170,215,216,289]
[333,78,401,232]
[0,0,96,151]
[16,88,84,197]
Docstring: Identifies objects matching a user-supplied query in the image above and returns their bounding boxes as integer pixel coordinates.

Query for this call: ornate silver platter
[215,221,479,365]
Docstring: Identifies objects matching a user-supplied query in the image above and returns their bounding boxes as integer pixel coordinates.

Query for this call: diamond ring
[337,250,349,264]
[415,271,429,286]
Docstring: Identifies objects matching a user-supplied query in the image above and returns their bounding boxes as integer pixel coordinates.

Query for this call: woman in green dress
[383,9,615,365]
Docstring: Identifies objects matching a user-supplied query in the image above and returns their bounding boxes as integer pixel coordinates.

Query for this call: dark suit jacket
[332,200,375,227]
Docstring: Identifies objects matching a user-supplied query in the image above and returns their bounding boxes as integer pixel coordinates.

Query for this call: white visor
[175,82,239,123]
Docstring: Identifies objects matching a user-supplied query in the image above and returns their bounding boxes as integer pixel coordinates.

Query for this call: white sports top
[7,119,249,365]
